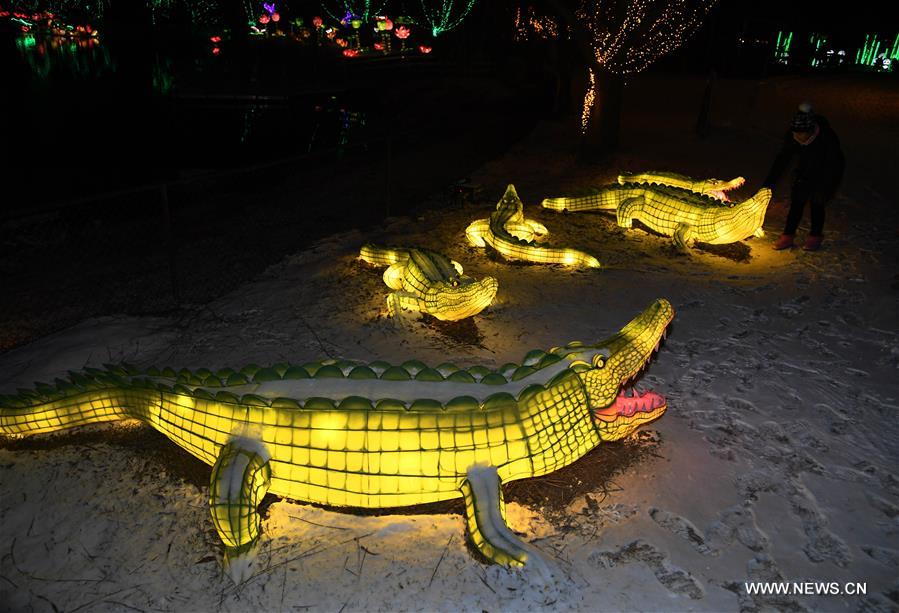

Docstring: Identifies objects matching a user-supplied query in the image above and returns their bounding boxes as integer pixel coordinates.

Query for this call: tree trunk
[580,70,624,159]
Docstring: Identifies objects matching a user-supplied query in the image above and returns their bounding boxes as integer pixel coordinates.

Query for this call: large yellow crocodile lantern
[1,300,674,582]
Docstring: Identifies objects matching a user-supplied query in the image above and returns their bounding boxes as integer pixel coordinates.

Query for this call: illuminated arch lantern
[542,172,771,251]
[1,300,674,583]
[466,184,601,268]
[358,244,498,321]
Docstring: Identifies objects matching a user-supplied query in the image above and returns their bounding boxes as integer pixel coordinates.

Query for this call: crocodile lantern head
[699,176,746,201]
[551,298,675,441]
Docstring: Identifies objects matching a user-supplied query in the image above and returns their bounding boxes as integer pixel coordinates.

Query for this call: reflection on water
[16,32,115,80]
[8,28,374,182]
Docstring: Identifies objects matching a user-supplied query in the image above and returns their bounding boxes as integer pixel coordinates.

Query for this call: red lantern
[312,16,323,28]
[384,18,393,31]
[271,12,280,22]
[374,42,384,51]
[342,49,358,58]
[259,14,270,24]
[419,45,432,54]
[210,35,221,43]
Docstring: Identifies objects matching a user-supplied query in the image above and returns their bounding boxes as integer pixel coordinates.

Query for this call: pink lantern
[384,18,393,31]
[395,25,410,39]
[419,45,432,54]
[259,13,270,24]
[312,16,323,28]
[271,12,280,22]
[374,42,384,51]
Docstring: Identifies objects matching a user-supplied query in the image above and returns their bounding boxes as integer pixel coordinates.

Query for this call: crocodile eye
[592,354,605,368]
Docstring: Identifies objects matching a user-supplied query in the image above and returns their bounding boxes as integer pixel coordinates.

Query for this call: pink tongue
[612,390,665,417]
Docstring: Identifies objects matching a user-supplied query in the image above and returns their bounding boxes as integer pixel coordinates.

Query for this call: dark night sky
[711,0,896,35]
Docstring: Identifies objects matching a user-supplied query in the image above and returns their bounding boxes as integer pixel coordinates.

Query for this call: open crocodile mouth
[708,176,746,202]
[592,317,672,423]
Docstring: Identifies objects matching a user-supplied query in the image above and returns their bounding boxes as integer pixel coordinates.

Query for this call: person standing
[764,103,845,251]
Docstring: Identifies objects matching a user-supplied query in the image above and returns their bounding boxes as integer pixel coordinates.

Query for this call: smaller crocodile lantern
[359,244,498,321]
[542,172,771,251]
[617,171,746,201]
[466,184,601,268]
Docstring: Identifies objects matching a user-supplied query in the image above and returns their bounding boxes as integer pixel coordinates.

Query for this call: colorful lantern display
[0,300,674,582]
[466,184,601,268]
[359,244,498,321]
[541,172,771,251]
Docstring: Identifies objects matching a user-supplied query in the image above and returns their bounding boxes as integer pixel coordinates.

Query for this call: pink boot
[773,234,795,250]
[803,235,823,251]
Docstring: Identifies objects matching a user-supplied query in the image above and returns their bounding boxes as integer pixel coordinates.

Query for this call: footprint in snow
[589,540,705,600]
[648,507,717,556]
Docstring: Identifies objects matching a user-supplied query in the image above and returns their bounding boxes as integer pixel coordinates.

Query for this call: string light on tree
[576,0,716,75]
[419,0,478,37]
[558,0,716,139]
[581,68,597,133]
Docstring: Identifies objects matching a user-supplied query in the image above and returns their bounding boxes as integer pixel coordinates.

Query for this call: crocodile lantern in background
[542,172,771,251]
[359,244,498,322]
[617,171,746,201]
[466,184,601,268]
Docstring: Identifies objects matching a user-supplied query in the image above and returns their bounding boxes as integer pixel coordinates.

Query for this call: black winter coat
[763,116,845,200]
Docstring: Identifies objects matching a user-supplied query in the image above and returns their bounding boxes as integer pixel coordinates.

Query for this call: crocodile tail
[359,244,410,267]
[541,191,618,213]
[0,387,135,437]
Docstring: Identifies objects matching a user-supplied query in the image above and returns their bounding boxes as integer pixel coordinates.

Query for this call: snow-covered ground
[2,74,898,612]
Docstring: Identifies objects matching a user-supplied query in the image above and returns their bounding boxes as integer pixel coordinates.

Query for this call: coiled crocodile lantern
[0,300,674,582]
[466,184,601,268]
[542,172,771,250]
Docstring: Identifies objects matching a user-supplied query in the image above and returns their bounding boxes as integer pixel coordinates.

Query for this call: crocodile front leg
[616,196,644,229]
[461,466,549,576]
[209,439,272,583]
[386,291,423,320]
